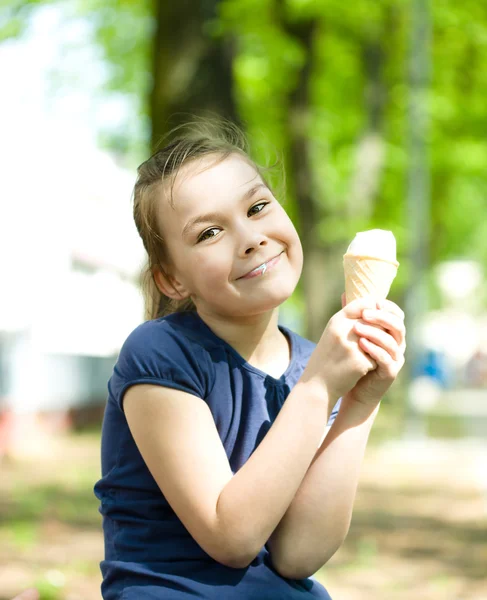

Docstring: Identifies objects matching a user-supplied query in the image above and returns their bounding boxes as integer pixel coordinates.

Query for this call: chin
[238,289,295,317]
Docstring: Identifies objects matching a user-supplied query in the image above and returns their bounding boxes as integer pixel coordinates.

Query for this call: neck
[196,307,285,365]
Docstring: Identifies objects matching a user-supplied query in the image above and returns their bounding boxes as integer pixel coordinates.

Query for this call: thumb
[342,295,378,318]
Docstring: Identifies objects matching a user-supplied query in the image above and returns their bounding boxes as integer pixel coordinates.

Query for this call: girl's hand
[301,297,381,401]
[341,293,406,407]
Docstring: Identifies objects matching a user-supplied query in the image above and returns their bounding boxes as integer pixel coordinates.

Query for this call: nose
[236,218,268,257]
[241,229,268,257]
[245,238,267,255]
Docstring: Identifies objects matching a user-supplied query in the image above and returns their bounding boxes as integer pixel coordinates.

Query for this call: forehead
[168,153,262,212]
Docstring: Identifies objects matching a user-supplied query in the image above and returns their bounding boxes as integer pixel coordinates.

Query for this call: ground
[319,438,487,600]
[0,430,485,600]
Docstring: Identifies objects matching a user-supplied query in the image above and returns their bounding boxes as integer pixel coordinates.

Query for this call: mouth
[238,251,285,280]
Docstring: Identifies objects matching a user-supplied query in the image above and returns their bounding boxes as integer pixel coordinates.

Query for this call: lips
[238,251,284,280]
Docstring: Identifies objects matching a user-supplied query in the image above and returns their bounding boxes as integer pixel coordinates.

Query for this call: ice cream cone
[343,254,399,304]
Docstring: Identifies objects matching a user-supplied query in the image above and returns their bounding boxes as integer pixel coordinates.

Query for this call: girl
[94,120,406,599]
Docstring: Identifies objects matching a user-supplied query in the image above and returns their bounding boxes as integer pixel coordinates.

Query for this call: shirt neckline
[189,311,299,384]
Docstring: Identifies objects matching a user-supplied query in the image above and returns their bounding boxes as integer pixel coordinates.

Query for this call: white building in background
[0,6,148,420]
[0,140,146,414]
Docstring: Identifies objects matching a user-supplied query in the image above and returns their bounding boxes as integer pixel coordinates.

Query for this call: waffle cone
[343,254,398,304]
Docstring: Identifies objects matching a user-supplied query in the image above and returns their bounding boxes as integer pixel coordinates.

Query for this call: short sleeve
[109,319,214,412]
[326,397,342,426]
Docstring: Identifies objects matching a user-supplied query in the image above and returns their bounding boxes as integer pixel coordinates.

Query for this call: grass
[0,430,103,600]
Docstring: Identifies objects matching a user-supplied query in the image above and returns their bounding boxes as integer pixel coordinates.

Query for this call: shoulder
[283,325,316,361]
[112,312,215,405]
[290,329,316,354]
[120,312,210,361]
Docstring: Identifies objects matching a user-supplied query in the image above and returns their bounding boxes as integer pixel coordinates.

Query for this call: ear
[152,265,191,301]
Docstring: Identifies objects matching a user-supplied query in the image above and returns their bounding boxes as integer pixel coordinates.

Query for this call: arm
[124,378,331,569]
[267,300,406,579]
[123,297,379,570]
[266,393,379,579]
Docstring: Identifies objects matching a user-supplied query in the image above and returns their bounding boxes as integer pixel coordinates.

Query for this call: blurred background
[0,0,486,598]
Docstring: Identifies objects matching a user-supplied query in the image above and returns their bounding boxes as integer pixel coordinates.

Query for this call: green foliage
[220,0,487,298]
[0,0,54,42]
[33,576,64,600]
[219,0,306,165]
[3,0,487,280]
[71,0,154,164]
[6,521,40,549]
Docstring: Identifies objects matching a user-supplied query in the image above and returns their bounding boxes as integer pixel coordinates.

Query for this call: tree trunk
[404,0,432,437]
[280,18,344,341]
[346,29,388,220]
[150,0,239,151]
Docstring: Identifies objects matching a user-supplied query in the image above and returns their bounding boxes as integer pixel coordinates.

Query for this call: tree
[222,0,408,339]
[150,1,239,151]
[4,0,487,340]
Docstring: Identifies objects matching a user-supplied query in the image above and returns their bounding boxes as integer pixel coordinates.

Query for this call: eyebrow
[181,182,270,239]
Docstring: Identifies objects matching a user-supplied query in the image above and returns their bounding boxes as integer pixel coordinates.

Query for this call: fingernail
[363,310,374,320]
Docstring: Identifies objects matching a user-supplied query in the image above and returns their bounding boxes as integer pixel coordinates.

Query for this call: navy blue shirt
[94,310,340,599]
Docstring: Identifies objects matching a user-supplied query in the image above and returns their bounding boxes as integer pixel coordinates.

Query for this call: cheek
[281,217,303,266]
[193,249,230,284]
[293,238,304,273]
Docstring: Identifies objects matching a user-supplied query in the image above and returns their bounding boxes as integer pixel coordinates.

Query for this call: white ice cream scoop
[346,229,398,264]
[343,229,399,303]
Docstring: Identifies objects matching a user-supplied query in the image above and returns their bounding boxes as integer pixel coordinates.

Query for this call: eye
[197,227,220,243]
[248,201,269,217]
[196,201,270,243]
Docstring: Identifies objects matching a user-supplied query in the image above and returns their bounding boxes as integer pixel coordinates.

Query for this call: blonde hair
[133,117,281,320]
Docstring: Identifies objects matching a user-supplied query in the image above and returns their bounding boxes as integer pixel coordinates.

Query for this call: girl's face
[157,153,303,319]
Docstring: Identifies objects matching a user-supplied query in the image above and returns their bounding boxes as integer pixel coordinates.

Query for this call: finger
[342,296,380,319]
[362,344,378,370]
[358,337,394,369]
[362,314,406,350]
[354,322,402,361]
[361,311,405,347]
[360,337,405,378]
[377,299,405,321]
[361,310,406,348]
